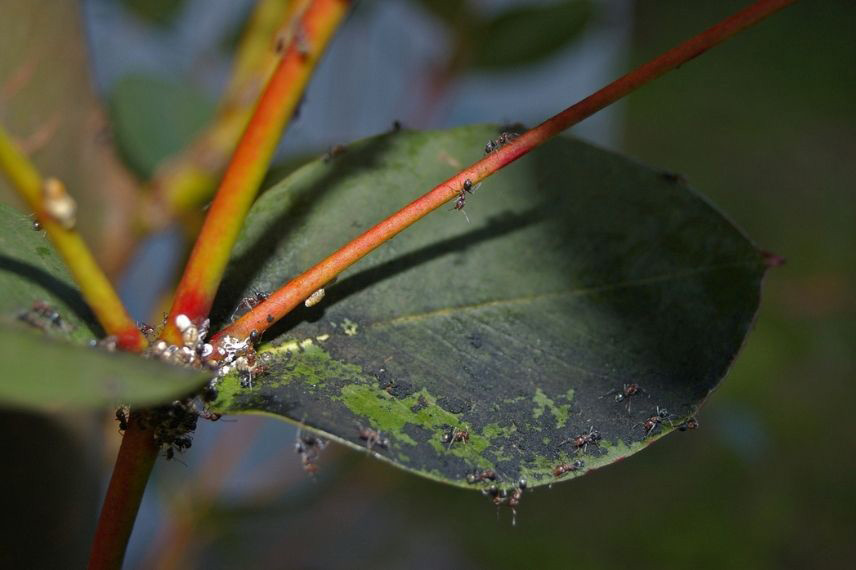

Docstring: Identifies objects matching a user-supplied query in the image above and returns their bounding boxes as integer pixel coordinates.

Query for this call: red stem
[88,414,159,570]
[162,0,351,345]
[214,0,797,343]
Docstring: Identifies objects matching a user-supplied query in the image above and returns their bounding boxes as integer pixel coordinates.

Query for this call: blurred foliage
[121,0,188,26]
[414,0,592,73]
[0,0,140,272]
[109,74,216,179]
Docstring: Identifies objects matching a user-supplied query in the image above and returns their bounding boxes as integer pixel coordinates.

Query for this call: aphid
[392,120,402,132]
[295,25,311,58]
[637,407,673,436]
[32,220,42,231]
[304,288,325,307]
[249,330,260,344]
[553,459,584,477]
[42,177,77,230]
[358,425,389,451]
[561,426,601,454]
[231,291,269,322]
[517,478,527,490]
[601,382,647,413]
[442,427,469,449]
[466,468,497,484]
[678,417,699,431]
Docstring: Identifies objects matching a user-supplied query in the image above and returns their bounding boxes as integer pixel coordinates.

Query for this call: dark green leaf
[110,74,216,178]
[210,125,765,491]
[0,323,210,410]
[471,1,592,70]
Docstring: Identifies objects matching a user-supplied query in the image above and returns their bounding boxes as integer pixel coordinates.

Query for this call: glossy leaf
[209,125,766,491]
[0,203,209,409]
[471,1,592,70]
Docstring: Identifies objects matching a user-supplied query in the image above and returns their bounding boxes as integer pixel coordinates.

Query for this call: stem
[162,0,351,345]
[214,0,797,343]
[141,0,310,231]
[88,413,159,570]
[0,125,146,350]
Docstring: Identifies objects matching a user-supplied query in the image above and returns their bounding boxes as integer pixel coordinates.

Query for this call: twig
[162,0,351,345]
[213,0,798,343]
[0,125,146,350]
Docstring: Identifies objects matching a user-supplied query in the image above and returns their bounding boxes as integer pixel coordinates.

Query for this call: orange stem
[88,413,158,570]
[162,0,351,344]
[214,0,797,343]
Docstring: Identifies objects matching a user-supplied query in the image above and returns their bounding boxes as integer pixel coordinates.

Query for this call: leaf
[0,202,98,344]
[209,125,766,491]
[0,0,141,270]
[0,203,209,409]
[109,74,217,179]
[470,1,592,71]
[0,323,210,410]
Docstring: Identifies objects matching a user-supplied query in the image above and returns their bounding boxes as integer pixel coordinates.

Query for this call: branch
[213,0,798,343]
[88,413,159,570]
[0,125,146,350]
[162,0,351,345]
[140,0,310,231]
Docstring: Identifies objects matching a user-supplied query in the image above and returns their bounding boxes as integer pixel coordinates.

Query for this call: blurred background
[1,0,854,568]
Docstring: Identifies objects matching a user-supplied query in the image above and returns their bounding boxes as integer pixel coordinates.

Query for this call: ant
[231,291,269,321]
[466,468,496,484]
[451,178,481,222]
[678,417,699,431]
[561,426,602,455]
[636,407,673,436]
[601,382,648,413]
[442,427,469,449]
[358,425,389,451]
[553,459,585,477]
[295,427,328,475]
[115,408,128,432]
[484,131,518,154]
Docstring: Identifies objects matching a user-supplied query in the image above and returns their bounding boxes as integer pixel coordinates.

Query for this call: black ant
[484,131,518,154]
[636,407,673,436]
[358,425,389,451]
[561,426,602,455]
[553,459,584,477]
[678,417,699,431]
[442,427,469,449]
[452,178,481,221]
[115,408,128,432]
[601,382,648,413]
[231,291,269,321]
[466,468,496,484]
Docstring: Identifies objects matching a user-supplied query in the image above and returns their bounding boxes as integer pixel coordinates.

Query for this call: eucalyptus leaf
[210,125,766,491]
[0,324,210,410]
